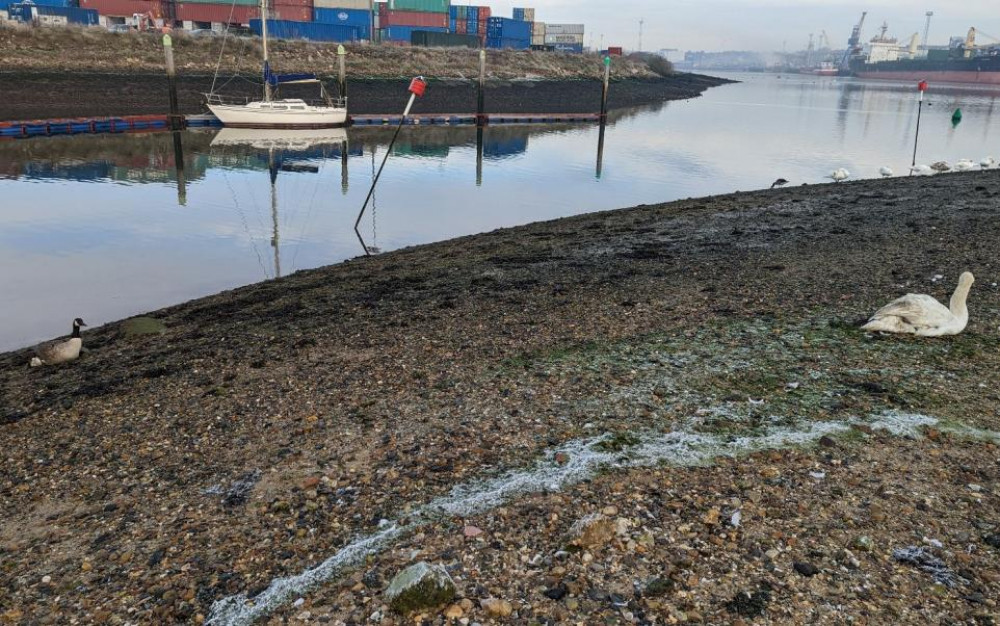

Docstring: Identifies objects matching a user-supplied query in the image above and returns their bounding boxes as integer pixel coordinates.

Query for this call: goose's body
[930,161,951,172]
[910,164,934,176]
[862,273,974,337]
[829,168,850,182]
[30,318,86,367]
[770,178,789,189]
[954,158,976,172]
[879,166,894,178]
[981,156,996,169]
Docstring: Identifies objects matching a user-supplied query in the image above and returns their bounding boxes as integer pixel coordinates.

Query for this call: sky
[484,1,999,53]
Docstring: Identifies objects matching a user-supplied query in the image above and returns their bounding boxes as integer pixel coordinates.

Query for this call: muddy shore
[0,73,727,121]
[2,172,1000,624]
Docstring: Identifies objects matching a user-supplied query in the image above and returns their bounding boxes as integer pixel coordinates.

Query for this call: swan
[30,318,86,367]
[954,159,976,172]
[862,272,974,336]
[770,178,789,189]
[828,168,850,182]
[910,164,934,176]
[879,166,894,178]
[930,161,951,173]
[981,157,996,169]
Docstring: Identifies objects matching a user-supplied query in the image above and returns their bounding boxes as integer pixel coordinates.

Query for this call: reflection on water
[2,74,1000,350]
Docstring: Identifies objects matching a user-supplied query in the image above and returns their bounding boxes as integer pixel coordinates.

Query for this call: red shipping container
[379,9,447,28]
[607,46,623,56]
[455,19,466,34]
[477,5,489,19]
[175,3,253,23]
[80,0,162,17]
[270,5,311,20]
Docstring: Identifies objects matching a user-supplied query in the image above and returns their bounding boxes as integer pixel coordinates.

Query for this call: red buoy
[918,80,928,92]
[408,76,427,98]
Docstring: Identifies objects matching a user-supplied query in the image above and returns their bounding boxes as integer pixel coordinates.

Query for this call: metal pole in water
[172,130,187,206]
[341,139,349,195]
[338,45,347,100]
[476,126,484,186]
[912,80,928,169]
[477,49,487,127]
[600,56,611,122]
[163,34,185,131]
[354,77,427,254]
[596,123,606,179]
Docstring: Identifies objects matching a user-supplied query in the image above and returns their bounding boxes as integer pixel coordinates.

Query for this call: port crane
[839,11,867,71]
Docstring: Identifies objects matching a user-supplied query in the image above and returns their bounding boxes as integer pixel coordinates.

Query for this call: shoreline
[2,173,999,623]
[0,73,730,121]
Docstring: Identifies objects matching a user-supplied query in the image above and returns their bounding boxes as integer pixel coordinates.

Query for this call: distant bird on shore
[879,166,894,178]
[770,178,789,189]
[828,168,850,182]
[930,161,951,173]
[862,272,974,337]
[910,164,934,176]
[955,159,977,172]
[981,156,996,169]
[30,318,86,367]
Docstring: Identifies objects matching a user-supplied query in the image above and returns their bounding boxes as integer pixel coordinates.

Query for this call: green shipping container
[389,0,448,12]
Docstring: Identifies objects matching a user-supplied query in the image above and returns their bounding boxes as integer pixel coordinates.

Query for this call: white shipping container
[521,7,534,21]
[313,0,372,9]
[544,33,583,44]
[531,34,545,46]
[545,23,584,35]
[531,21,544,36]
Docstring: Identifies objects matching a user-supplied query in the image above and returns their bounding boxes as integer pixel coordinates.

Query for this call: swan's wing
[866,294,952,328]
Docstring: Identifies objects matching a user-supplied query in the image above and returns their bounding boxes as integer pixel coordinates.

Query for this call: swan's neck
[950,284,971,318]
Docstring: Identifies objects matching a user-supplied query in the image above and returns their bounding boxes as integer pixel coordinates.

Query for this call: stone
[793,562,819,577]
[463,526,483,538]
[481,598,513,617]
[121,317,167,337]
[385,562,457,615]
[443,604,464,619]
[569,514,615,549]
[854,536,875,552]
[543,583,568,601]
[725,589,770,618]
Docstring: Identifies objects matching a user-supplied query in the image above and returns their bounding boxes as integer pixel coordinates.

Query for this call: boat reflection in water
[210,127,353,275]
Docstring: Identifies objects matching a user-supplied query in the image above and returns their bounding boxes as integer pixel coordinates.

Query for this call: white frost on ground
[206,410,994,625]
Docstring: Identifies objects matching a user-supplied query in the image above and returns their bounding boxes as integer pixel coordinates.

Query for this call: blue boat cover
[263,62,317,86]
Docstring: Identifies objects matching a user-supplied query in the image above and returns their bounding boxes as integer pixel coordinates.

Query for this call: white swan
[30,318,86,366]
[930,161,951,173]
[981,156,996,169]
[862,272,974,337]
[910,164,934,176]
[954,159,976,172]
[879,166,894,178]
[828,168,850,182]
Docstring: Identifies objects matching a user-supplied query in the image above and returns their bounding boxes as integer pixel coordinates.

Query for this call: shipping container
[486,16,529,40]
[486,36,528,50]
[544,23,583,35]
[379,7,446,27]
[313,7,370,29]
[411,29,477,47]
[16,0,78,7]
[550,42,583,53]
[512,7,533,22]
[544,33,583,44]
[606,46,623,56]
[270,5,310,21]
[250,18,359,41]
[273,0,313,7]
[8,3,98,22]
[386,0,446,12]
[175,2,253,23]
[314,0,369,7]
[80,0,162,16]
[181,0,258,5]
[381,24,444,40]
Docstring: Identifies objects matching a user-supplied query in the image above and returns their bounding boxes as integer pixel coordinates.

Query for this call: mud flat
[2,172,999,624]
[0,73,728,121]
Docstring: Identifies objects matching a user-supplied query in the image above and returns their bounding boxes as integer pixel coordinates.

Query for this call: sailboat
[206,0,348,128]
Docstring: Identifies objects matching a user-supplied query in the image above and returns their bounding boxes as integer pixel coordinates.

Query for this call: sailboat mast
[261,0,271,102]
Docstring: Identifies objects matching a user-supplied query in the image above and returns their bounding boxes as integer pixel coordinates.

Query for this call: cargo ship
[849,25,1000,85]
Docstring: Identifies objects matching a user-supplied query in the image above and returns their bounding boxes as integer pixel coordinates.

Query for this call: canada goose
[770,178,789,189]
[954,159,977,172]
[30,318,86,367]
[862,273,974,337]
[980,156,996,169]
[828,168,850,182]
[879,166,894,178]
[910,164,934,176]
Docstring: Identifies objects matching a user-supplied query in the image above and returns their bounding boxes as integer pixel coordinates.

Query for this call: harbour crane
[839,11,867,71]
[922,11,933,50]
[819,30,832,50]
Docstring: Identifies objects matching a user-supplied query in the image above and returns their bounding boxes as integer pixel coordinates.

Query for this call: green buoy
[952,108,963,125]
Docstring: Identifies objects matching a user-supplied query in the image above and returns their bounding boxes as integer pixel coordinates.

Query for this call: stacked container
[80,0,163,18]
[530,20,544,47]
[314,0,371,39]
[544,22,583,53]
[510,7,532,21]
[8,2,99,24]
[448,4,488,38]
[377,0,448,43]
[486,16,530,49]
[251,18,358,41]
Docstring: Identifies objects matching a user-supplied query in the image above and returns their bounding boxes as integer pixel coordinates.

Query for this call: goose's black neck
[71,325,81,339]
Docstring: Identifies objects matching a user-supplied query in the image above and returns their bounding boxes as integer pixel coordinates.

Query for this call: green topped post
[337,45,347,100]
[600,56,611,122]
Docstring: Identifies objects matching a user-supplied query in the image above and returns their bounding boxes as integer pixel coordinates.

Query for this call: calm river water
[3,72,1000,350]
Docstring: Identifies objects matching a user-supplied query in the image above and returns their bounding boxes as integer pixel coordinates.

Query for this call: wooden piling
[477,49,487,127]
[163,35,185,131]
[599,56,611,122]
[338,45,347,100]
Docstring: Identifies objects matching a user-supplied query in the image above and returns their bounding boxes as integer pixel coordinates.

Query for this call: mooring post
[163,34,185,131]
[599,56,611,122]
[596,123,606,179]
[476,126,484,186]
[173,130,187,205]
[337,45,347,100]
[912,80,928,170]
[341,138,349,195]
[477,49,487,127]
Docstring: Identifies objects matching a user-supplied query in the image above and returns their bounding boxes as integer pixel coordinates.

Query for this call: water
[3,73,1000,351]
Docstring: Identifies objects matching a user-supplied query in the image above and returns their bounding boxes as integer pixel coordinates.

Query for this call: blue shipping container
[313,8,371,38]
[448,17,455,30]
[552,43,584,53]
[486,37,529,50]
[468,6,477,20]
[466,18,477,33]
[9,3,97,23]
[250,19,360,42]
[382,25,446,41]
[487,16,531,40]
[512,7,524,20]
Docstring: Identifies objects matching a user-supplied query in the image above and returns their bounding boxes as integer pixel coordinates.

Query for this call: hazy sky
[485,1,998,53]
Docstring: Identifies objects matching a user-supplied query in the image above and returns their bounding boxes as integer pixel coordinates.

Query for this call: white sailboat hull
[208,99,348,129]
